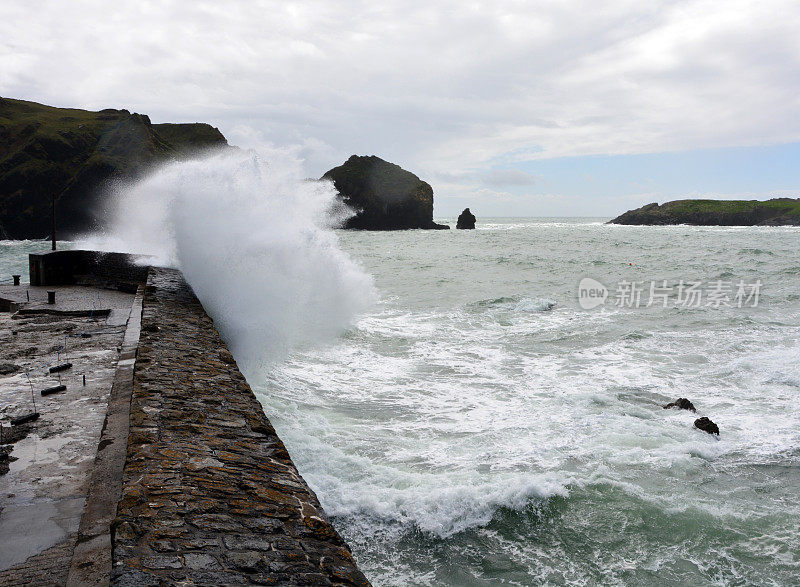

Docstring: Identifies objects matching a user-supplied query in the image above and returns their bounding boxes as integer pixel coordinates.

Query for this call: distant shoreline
[609,198,800,226]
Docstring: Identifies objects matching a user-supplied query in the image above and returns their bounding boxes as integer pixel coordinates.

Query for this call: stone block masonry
[112,268,370,586]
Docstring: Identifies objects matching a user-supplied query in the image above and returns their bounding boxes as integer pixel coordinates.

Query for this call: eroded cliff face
[609,198,800,226]
[0,97,229,239]
[321,155,449,230]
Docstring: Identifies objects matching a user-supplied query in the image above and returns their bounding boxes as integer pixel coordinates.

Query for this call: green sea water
[250,219,800,585]
[4,217,799,586]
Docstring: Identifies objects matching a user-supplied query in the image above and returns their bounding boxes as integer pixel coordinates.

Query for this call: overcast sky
[3,0,800,217]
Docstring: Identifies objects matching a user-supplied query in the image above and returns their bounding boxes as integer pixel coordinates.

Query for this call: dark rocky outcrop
[0,422,32,446]
[0,97,230,239]
[456,208,476,229]
[0,446,13,476]
[150,122,228,155]
[663,398,696,412]
[609,198,800,226]
[321,155,449,230]
[694,417,720,435]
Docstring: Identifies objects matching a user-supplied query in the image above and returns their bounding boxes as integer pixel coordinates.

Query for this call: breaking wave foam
[80,147,376,367]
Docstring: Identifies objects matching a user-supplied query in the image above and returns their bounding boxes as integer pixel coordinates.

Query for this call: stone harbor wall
[29,250,151,293]
[1,256,366,585]
[111,268,369,585]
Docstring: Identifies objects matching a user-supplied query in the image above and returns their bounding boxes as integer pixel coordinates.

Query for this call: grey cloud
[2,0,800,214]
[481,169,540,187]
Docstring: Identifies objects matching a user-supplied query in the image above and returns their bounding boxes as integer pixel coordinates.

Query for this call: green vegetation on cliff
[321,155,449,230]
[0,97,228,239]
[151,122,227,155]
[610,198,800,226]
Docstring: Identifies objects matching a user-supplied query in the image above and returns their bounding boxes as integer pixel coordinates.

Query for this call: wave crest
[79,147,377,368]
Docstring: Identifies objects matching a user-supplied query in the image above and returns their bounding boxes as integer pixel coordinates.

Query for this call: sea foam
[79,147,376,368]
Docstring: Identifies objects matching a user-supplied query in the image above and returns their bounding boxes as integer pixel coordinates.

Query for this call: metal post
[52,193,56,251]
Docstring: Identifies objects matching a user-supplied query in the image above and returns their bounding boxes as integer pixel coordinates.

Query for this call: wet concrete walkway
[1,261,370,585]
[0,283,136,584]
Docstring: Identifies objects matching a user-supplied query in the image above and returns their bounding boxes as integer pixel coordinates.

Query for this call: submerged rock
[456,208,476,229]
[321,155,450,230]
[663,397,696,412]
[694,417,720,435]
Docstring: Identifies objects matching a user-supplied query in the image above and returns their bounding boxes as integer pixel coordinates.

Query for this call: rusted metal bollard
[47,291,56,304]
[12,275,20,286]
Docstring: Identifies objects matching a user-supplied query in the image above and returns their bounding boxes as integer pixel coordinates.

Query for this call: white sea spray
[79,147,376,368]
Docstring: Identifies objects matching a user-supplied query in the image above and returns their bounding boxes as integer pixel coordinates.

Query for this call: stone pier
[111,268,369,585]
[0,254,369,586]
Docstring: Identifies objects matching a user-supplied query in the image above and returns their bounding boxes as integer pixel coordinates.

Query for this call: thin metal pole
[51,193,57,251]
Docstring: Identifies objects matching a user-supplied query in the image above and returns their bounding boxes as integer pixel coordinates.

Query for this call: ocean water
[247,219,800,586]
[3,152,799,585]
[0,240,48,284]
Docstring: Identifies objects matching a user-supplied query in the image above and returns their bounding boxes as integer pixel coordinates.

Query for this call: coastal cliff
[321,155,449,230]
[0,97,229,239]
[609,198,800,226]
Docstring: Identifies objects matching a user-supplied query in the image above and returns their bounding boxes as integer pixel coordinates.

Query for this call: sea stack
[456,208,476,229]
[321,155,450,230]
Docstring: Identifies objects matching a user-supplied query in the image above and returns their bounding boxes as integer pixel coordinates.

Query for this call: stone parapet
[29,250,150,293]
[111,268,369,585]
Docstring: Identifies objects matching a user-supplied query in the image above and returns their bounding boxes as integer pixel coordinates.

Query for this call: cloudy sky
[3,0,800,216]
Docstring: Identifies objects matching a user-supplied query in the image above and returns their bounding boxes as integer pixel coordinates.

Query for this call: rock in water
[694,417,720,435]
[321,155,450,230]
[663,397,696,412]
[456,208,476,229]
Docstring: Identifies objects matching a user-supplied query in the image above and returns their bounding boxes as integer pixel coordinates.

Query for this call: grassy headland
[0,97,228,239]
[609,198,800,226]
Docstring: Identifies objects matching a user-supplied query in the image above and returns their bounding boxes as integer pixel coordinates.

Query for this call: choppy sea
[4,206,799,585]
[254,219,800,585]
